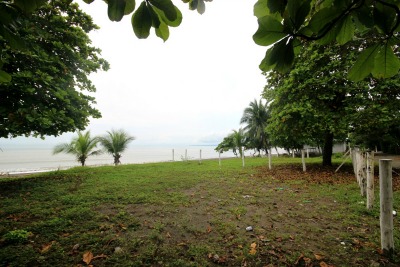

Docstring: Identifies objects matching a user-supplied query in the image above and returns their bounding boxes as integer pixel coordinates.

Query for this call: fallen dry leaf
[319,262,334,267]
[295,254,312,266]
[249,242,257,255]
[314,253,324,260]
[207,225,212,233]
[93,254,107,260]
[83,251,93,265]
[166,232,172,238]
[41,241,55,254]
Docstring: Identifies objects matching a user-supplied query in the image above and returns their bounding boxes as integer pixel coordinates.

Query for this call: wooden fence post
[302,149,306,172]
[172,149,174,161]
[366,152,374,210]
[379,159,394,256]
[218,151,221,167]
[185,149,188,161]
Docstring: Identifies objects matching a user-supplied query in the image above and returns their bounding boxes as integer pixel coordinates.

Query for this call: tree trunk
[322,132,334,166]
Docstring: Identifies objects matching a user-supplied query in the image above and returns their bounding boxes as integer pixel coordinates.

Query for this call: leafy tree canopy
[264,39,400,165]
[253,0,400,81]
[240,99,270,154]
[0,0,109,138]
[215,128,247,158]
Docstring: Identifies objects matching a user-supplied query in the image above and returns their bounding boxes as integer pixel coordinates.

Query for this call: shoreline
[0,156,242,178]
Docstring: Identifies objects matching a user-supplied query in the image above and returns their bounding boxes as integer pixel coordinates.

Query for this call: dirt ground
[93,164,400,266]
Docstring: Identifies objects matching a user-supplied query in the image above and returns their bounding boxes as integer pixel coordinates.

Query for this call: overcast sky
[2,0,267,148]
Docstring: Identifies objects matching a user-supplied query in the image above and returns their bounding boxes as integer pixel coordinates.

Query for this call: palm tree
[215,128,247,157]
[53,131,102,166]
[240,99,270,155]
[231,128,247,158]
[98,129,135,165]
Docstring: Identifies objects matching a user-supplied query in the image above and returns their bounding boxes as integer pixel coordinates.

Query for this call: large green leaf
[348,44,380,81]
[336,15,354,45]
[271,37,294,72]
[148,5,161,28]
[316,0,334,10]
[254,0,269,18]
[259,37,294,72]
[353,5,373,29]
[373,1,397,34]
[124,0,136,15]
[0,70,12,83]
[189,0,198,10]
[152,5,182,27]
[155,21,170,41]
[307,7,341,34]
[14,0,47,13]
[372,44,400,79]
[108,0,126,22]
[149,0,177,21]
[287,0,311,30]
[259,48,275,72]
[253,15,287,46]
[267,0,287,14]
[316,20,340,45]
[131,1,152,39]
[197,0,205,14]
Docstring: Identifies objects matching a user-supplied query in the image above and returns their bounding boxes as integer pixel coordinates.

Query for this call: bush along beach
[0,157,399,266]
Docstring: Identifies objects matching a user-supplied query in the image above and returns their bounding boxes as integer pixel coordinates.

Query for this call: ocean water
[0,145,237,174]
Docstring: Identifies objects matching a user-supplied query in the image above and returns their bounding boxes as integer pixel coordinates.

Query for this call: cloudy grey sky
[2,0,267,147]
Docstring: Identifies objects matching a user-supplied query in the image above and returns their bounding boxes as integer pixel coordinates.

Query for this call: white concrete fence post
[199,149,202,164]
[379,159,394,257]
[366,152,374,210]
[268,148,272,170]
[241,147,245,168]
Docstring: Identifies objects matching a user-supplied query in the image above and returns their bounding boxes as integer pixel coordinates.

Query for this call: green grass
[0,155,399,266]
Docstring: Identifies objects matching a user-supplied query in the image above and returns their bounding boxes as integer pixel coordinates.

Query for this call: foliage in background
[348,76,400,153]
[264,39,400,162]
[264,43,357,166]
[98,129,136,165]
[240,99,270,156]
[53,131,102,166]
[215,128,247,157]
[0,0,109,138]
